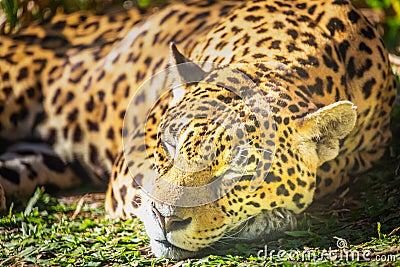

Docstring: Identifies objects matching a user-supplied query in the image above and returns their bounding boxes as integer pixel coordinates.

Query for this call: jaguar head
[107,44,357,259]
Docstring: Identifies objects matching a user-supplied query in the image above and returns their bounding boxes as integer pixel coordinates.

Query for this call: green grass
[0,190,166,266]
[0,0,168,34]
[1,0,400,39]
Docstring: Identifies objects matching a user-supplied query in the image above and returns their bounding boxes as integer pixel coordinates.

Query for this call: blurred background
[0,0,399,55]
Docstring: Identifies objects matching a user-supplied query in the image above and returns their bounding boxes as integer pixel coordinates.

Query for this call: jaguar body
[0,0,396,259]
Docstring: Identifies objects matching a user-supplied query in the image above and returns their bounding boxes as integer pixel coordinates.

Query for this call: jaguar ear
[169,42,207,84]
[295,101,357,167]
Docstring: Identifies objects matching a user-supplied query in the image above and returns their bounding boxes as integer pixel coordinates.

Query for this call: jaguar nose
[152,205,192,233]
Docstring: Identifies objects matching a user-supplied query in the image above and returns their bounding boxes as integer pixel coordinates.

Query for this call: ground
[0,121,399,266]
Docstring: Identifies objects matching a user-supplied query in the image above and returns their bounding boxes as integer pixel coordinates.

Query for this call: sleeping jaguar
[0,0,396,259]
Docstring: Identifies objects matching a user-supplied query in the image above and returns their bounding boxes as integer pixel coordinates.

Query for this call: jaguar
[0,0,396,259]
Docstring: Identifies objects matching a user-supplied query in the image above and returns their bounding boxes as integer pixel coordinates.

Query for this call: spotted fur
[0,0,396,259]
